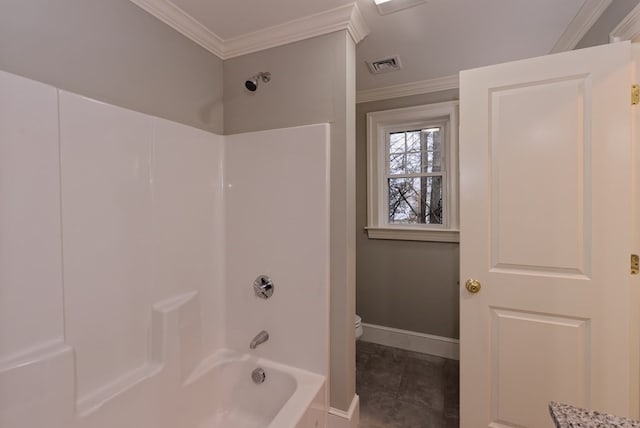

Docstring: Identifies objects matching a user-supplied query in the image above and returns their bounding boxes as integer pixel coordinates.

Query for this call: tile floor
[356,341,459,428]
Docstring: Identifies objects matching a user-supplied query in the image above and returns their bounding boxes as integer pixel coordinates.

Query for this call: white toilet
[355,314,364,340]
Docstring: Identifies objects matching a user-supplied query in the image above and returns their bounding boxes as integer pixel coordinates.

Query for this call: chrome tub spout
[250,330,269,349]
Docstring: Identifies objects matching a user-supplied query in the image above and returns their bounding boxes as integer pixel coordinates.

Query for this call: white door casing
[460,41,638,427]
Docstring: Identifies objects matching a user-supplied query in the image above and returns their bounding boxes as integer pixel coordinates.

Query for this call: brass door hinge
[632,254,639,275]
[632,84,639,105]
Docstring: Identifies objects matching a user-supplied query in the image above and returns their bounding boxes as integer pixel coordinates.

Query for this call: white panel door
[460,41,638,428]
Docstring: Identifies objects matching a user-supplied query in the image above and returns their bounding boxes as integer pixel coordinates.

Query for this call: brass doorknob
[465,279,481,293]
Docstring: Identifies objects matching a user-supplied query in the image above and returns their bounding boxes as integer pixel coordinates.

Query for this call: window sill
[365,227,460,243]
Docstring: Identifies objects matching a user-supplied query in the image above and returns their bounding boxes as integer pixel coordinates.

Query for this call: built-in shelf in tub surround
[0,291,202,427]
[549,402,640,427]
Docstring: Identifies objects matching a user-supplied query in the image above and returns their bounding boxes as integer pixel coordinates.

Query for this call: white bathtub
[183,349,327,428]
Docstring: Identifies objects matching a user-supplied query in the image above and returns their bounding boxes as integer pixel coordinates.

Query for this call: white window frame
[366,101,459,242]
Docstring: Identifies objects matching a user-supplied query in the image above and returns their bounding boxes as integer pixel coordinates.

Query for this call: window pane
[421,128,443,173]
[389,128,443,175]
[405,151,421,174]
[406,130,421,152]
[389,132,406,153]
[388,176,443,224]
[388,153,401,175]
[389,151,421,175]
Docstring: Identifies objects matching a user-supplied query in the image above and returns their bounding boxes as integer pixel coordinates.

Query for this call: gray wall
[224,31,357,412]
[576,0,640,49]
[356,90,461,340]
[354,0,640,344]
[0,0,224,133]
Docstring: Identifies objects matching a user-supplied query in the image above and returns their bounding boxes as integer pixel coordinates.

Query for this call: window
[366,101,459,242]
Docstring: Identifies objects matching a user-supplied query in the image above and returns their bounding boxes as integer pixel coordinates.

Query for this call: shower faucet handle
[253,275,274,299]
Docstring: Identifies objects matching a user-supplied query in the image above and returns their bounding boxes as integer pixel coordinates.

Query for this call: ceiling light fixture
[374,0,427,15]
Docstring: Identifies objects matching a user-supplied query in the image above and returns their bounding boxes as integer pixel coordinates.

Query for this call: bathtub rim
[184,348,327,428]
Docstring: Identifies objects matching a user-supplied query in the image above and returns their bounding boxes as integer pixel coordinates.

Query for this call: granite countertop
[550,402,640,427]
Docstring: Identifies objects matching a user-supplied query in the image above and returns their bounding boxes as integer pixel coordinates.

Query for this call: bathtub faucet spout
[250,330,269,350]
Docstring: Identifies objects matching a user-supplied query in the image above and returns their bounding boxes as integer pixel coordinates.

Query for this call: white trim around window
[366,101,459,242]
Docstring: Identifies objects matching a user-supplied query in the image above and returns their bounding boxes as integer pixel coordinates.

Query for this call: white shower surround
[0,70,329,428]
[225,125,330,376]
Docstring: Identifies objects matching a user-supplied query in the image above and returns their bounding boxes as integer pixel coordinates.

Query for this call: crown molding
[129,1,369,60]
[550,0,612,53]
[356,74,459,104]
[610,2,640,42]
[347,3,370,45]
[129,0,225,57]
[225,3,369,58]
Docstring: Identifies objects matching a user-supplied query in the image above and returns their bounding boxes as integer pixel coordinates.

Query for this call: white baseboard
[361,323,459,360]
[328,394,359,428]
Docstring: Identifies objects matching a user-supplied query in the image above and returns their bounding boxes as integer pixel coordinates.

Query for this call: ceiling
[169,0,356,40]
[131,0,612,94]
[355,0,588,91]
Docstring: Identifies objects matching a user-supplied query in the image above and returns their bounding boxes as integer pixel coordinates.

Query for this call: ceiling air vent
[367,56,403,74]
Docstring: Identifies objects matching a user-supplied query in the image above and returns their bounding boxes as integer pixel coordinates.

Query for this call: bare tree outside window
[387,128,443,224]
[366,101,458,241]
